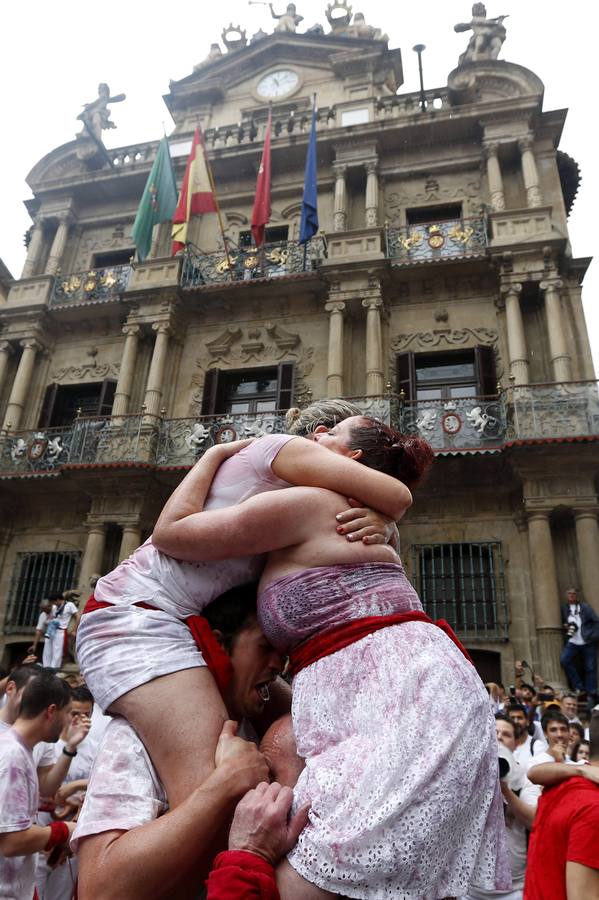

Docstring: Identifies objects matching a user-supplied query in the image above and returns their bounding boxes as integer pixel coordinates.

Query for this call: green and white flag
[132,136,178,261]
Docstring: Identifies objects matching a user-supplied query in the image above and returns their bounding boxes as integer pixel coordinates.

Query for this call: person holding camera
[560,588,599,710]
[463,714,540,899]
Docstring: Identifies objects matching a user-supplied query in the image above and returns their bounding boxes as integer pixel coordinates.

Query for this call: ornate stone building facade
[0,6,597,685]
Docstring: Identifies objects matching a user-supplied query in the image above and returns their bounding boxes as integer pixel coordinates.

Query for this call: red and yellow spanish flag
[251,110,272,247]
[171,127,217,254]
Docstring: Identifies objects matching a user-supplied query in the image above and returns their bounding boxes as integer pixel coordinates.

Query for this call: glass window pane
[450,385,477,398]
[416,388,443,401]
[229,401,250,413]
[416,361,475,382]
[256,400,277,412]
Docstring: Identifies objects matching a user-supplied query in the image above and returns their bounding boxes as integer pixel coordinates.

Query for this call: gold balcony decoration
[51,264,132,306]
[386,217,487,264]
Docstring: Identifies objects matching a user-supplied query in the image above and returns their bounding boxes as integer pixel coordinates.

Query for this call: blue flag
[299,101,318,244]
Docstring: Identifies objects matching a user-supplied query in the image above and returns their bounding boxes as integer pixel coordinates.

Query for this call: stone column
[143,322,172,419]
[76,523,106,608]
[118,522,142,563]
[0,342,14,396]
[325,300,345,397]
[333,164,348,232]
[501,283,529,384]
[363,296,384,395]
[21,217,47,278]
[45,213,72,276]
[540,279,572,382]
[365,160,379,228]
[112,325,141,416]
[574,509,599,614]
[482,142,505,212]
[527,511,563,684]
[518,135,544,208]
[2,339,42,431]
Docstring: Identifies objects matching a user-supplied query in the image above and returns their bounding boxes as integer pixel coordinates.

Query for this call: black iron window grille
[4,551,81,633]
[412,542,508,640]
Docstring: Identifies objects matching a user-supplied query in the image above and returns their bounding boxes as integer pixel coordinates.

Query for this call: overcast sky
[1,1,596,370]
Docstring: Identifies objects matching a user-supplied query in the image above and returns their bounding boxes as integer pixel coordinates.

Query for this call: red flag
[171,127,217,254]
[251,110,272,247]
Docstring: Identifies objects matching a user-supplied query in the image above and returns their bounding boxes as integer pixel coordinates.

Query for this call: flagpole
[201,128,233,274]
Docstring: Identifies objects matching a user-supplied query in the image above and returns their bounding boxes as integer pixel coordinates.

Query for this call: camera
[497,745,527,794]
[566,621,578,638]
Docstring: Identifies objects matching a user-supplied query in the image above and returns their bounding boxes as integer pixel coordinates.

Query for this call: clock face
[256,69,299,99]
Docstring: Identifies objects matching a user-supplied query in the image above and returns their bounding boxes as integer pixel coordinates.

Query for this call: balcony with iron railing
[385,217,488,266]
[0,383,597,477]
[180,236,327,289]
[50,264,132,306]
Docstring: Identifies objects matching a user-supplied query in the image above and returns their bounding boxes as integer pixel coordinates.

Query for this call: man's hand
[22,653,39,664]
[228,782,310,866]
[335,498,399,546]
[214,720,270,797]
[63,714,91,752]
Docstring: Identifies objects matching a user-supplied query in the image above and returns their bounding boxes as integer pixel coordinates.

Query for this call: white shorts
[76,604,206,712]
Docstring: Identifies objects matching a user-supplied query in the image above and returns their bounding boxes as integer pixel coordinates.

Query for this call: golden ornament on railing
[427,224,445,249]
[216,256,237,273]
[448,224,474,245]
[265,248,289,265]
[100,270,118,288]
[62,275,82,294]
[83,272,98,292]
[244,255,259,270]
[399,231,422,251]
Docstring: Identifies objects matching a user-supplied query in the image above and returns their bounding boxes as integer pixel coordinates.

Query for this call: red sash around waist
[287,610,473,678]
[83,596,233,697]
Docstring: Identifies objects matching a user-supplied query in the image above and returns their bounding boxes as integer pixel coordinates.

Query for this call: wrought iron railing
[50,264,132,306]
[505,380,599,441]
[180,237,327,289]
[1,383,598,477]
[412,541,508,640]
[385,217,487,264]
[397,395,505,450]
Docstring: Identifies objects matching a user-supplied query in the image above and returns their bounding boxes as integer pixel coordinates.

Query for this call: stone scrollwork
[391,326,498,352]
[50,361,120,383]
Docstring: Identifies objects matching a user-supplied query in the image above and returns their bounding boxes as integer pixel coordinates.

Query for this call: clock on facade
[256,69,299,99]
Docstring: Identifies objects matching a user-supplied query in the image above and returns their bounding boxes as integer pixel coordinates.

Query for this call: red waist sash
[287,610,473,678]
[83,596,233,697]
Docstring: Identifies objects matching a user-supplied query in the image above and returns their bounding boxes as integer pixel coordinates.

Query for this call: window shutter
[98,379,117,416]
[201,368,221,416]
[474,346,497,397]
[38,383,59,428]
[396,352,416,402]
[276,362,295,411]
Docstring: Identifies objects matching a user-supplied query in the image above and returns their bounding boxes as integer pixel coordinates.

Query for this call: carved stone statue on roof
[194,43,223,70]
[270,3,303,32]
[326,1,352,33]
[326,3,387,41]
[77,83,126,143]
[222,25,248,52]
[454,3,508,66]
[347,12,387,41]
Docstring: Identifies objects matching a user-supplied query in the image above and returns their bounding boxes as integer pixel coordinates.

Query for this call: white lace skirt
[288,622,510,899]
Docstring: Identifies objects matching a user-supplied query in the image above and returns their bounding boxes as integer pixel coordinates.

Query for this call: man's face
[45,703,71,743]
[567,590,578,606]
[520,687,534,704]
[545,720,569,751]
[507,709,527,733]
[69,700,93,725]
[226,620,284,720]
[569,725,582,747]
[561,696,578,719]
[496,719,517,752]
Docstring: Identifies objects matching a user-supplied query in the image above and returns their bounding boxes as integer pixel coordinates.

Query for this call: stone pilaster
[76,522,107,610]
[483,142,505,212]
[540,279,572,382]
[325,300,345,397]
[45,212,73,276]
[21,217,47,278]
[574,509,599,615]
[500,282,529,384]
[518,135,544,208]
[333,164,348,232]
[365,160,379,228]
[143,322,172,419]
[118,521,142,563]
[0,342,14,396]
[112,324,142,416]
[362,295,384,395]
[527,511,563,684]
[2,339,43,431]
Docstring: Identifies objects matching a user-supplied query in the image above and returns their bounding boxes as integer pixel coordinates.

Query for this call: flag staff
[201,127,233,273]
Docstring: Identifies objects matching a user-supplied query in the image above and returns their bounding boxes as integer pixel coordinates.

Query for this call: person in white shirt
[30,592,80,671]
[0,671,74,900]
[527,708,576,771]
[505,703,547,768]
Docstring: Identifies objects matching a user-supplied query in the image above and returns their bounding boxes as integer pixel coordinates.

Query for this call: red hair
[348,417,434,489]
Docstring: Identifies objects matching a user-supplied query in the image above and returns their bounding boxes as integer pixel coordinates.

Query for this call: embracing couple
[74,400,510,899]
